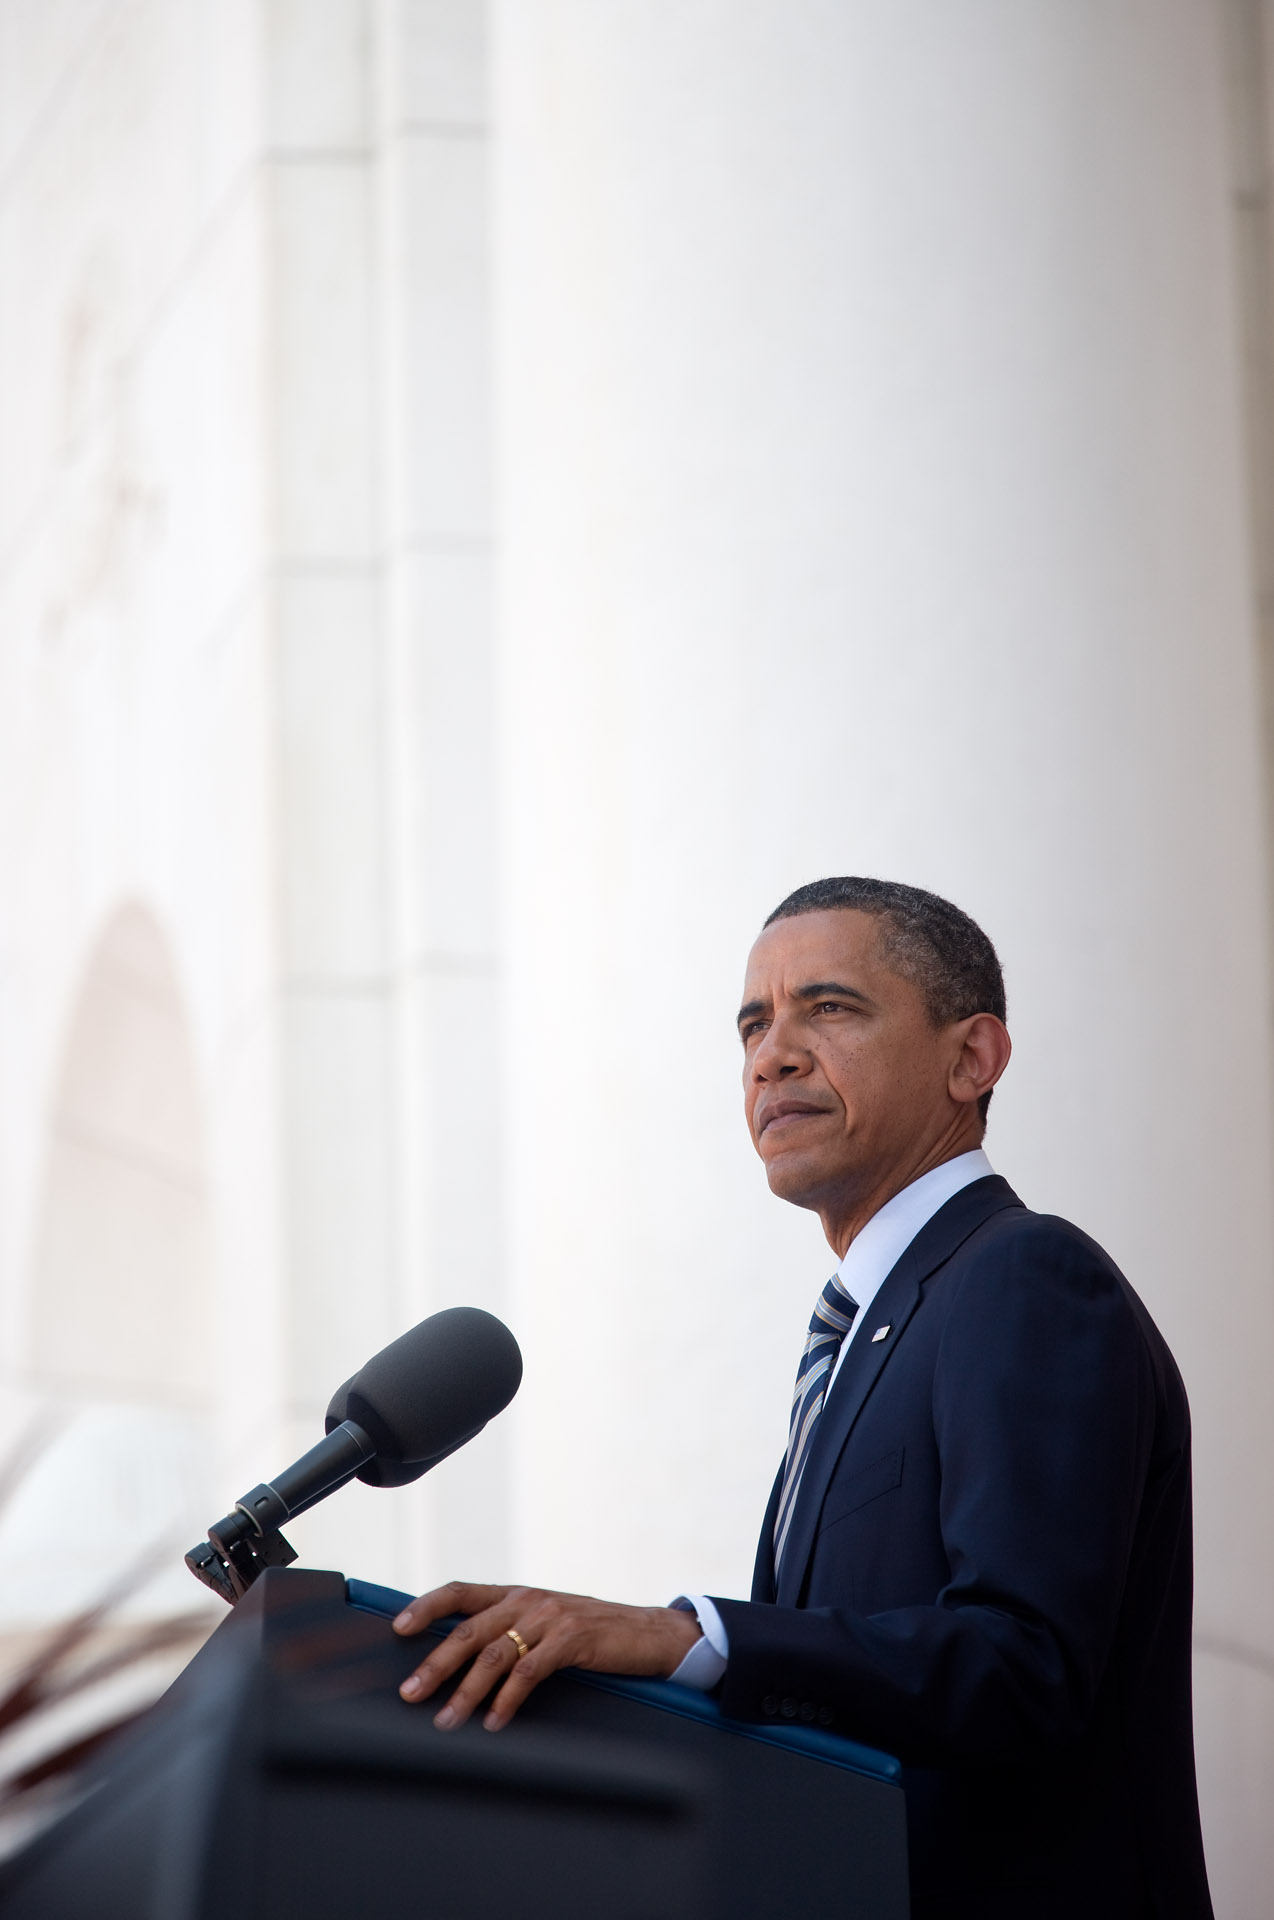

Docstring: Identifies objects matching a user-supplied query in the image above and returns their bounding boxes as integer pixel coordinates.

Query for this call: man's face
[739,909,962,1223]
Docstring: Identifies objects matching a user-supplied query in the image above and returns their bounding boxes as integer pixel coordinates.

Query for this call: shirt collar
[835,1147,995,1323]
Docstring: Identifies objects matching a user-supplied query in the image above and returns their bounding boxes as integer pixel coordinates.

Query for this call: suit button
[798,1702,816,1723]
[780,1698,798,1718]
[761,1695,779,1716]
[817,1706,834,1727]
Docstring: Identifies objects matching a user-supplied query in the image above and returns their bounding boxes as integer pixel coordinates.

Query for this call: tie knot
[809,1271,859,1342]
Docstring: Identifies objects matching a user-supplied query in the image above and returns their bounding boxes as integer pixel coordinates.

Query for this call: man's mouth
[758,1101,832,1137]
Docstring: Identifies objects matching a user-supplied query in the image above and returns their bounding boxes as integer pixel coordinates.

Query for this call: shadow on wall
[29,900,211,1406]
[0,904,222,1848]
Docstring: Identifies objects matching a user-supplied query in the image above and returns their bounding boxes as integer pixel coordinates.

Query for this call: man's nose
[750,1012,808,1080]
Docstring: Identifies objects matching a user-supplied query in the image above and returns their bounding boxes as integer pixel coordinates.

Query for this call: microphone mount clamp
[185,1509,298,1605]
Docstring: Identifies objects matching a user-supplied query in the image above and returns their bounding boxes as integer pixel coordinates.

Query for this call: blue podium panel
[0,1568,909,1920]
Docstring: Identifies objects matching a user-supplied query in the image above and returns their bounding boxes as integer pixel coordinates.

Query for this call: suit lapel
[772,1176,1023,1609]
[750,1464,783,1602]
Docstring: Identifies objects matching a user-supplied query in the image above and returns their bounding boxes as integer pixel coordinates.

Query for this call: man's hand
[391,1580,703,1731]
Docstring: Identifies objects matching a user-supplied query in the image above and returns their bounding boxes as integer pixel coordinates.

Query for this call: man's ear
[948,1013,1011,1109]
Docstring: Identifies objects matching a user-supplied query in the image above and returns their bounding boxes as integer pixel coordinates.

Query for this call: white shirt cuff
[666,1593,729,1690]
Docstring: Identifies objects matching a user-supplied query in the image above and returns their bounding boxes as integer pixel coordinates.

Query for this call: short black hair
[763,876,1007,1123]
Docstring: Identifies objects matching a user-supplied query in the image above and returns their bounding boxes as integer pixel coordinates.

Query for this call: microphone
[185,1307,522,1604]
[323,1304,523,1485]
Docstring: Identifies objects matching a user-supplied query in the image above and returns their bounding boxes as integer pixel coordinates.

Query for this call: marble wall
[0,0,500,1619]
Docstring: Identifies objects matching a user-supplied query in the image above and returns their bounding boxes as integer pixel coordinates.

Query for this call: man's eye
[741,1021,767,1042]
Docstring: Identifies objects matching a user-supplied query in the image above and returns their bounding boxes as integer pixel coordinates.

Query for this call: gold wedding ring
[505,1627,530,1659]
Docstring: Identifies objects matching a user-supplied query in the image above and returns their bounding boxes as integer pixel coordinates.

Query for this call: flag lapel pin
[871,1325,892,1343]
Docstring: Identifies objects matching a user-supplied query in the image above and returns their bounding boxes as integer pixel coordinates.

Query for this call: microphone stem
[235,1422,376,1534]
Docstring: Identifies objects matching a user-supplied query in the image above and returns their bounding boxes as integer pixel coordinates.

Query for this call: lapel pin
[871,1325,892,1343]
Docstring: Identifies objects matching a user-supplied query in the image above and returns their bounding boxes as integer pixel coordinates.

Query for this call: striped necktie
[772,1273,860,1579]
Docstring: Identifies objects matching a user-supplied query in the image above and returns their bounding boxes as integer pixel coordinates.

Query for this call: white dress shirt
[668,1148,995,1691]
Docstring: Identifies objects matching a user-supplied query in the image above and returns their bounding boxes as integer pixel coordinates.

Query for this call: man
[392,876,1212,1917]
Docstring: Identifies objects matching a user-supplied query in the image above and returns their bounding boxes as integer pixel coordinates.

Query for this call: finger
[482,1634,560,1731]
[429,1629,522,1729]
[393,1581,506,1636]
[399,1594,533,1703]
[398,1609,498,1703]
[470,1596,585,1727]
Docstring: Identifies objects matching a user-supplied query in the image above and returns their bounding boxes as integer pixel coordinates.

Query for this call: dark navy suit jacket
[710,1177,1212,1919]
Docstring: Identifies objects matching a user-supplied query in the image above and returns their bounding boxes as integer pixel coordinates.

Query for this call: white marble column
[493,6,1274,1912]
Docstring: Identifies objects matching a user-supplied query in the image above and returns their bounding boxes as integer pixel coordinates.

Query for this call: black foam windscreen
[324,1307,522,1489]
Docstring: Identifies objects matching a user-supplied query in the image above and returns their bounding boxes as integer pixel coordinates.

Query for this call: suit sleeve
[710,1223,1164,1765]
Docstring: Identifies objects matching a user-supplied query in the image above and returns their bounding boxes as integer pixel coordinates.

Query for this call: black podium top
[347,1576,902,1785]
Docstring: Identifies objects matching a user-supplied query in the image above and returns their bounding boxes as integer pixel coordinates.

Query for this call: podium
[0,1568,909,1919]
